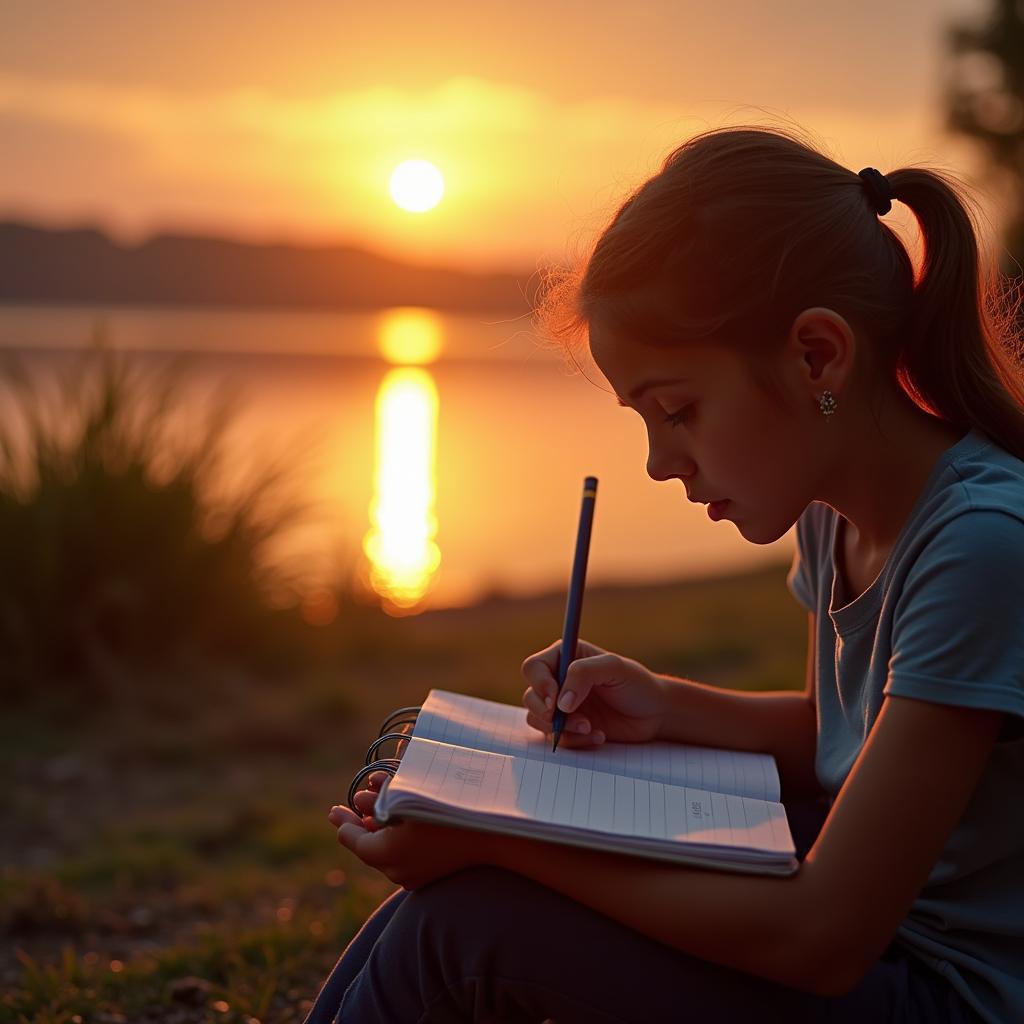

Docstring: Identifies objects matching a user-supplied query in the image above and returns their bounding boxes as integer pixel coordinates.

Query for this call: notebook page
[376,736,793,859]
[412,689,779,803]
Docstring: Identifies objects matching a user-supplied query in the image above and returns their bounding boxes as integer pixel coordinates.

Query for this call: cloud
[0,70,962,268]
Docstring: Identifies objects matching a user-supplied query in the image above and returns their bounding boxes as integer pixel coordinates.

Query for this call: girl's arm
[486,693,1004,996]
[654,613,820,797]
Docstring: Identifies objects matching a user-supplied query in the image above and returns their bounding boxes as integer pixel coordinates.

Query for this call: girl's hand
[521,639,667,747]
[329,777,493,890]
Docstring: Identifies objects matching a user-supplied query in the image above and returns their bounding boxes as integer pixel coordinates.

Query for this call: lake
[0,304,795,615]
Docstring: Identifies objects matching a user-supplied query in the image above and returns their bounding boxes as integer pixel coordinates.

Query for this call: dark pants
[305,799,981,1023]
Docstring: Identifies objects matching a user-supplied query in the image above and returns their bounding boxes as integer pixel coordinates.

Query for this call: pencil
[552,476,598,752]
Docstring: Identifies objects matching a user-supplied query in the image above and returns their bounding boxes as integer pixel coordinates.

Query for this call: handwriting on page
[392,738,790,854]
[414,689,778,803]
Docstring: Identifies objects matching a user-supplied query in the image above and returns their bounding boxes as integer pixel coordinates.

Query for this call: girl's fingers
[521,639,608,706]
[521,652,559,699]
[329,805,363,828]
[353,788,379,815]
[522,686,552,718]
[522,639,605,679]
[526,710,605,748]
[526,709,586,737]
[557,653,626,713]
[525,710,551,735]
[558,714,605,743]
[336,820,369,854]
[553,726,606,748]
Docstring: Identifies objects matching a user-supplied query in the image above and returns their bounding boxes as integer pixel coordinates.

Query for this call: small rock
[44,754,87,784]
[129,906,155,929]
[169,975,213,1005]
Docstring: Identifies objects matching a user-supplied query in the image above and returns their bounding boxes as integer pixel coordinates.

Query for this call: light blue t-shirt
[787,427,1024,1024]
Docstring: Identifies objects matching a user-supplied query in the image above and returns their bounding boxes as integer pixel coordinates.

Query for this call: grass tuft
[0,342,359,705]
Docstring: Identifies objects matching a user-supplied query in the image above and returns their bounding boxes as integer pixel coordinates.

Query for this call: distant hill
[0,222,544,314]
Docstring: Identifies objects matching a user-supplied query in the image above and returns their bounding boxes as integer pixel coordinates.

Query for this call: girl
[310,123,1024,1023]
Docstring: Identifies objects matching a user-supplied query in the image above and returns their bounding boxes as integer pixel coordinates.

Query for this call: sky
[0,0,998,272]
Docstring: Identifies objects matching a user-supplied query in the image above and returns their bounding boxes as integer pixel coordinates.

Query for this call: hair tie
[858,167,893,216]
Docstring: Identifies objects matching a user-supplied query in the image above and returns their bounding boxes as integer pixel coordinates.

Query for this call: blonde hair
[534,124,1024,457]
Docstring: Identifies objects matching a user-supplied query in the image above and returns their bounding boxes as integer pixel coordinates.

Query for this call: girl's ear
[786,307,856,395]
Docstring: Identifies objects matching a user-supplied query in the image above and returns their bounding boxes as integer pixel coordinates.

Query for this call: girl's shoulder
[935,427,1024,521]
[903,428,1024,562]
[884,428,1024,576]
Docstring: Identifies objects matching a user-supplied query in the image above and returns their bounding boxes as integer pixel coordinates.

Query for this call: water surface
[0,304,794,612]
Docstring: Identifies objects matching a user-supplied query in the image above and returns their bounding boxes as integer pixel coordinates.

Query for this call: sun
[389,159,445,213]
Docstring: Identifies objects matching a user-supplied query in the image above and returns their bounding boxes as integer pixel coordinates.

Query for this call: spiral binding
[365,731,413,765]
[378,706,421,737]
[345,705,423,813]
[347,760,400,813]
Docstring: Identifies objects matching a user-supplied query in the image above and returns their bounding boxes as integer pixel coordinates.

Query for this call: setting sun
[389,159,445,213]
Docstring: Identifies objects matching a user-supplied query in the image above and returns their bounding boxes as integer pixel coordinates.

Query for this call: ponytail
[890,167,1024,458]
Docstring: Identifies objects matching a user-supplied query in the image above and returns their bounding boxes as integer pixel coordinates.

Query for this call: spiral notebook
[350,689,798,876]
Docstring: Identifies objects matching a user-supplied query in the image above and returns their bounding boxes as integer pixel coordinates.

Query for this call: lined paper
[412,689,780,803]
[377,736,793,861]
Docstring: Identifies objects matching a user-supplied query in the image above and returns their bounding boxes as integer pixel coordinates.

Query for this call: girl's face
[588,315,813,545]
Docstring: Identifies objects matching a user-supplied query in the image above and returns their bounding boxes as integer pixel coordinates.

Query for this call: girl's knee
[341,869,560,1021]
[398,866,540,951]
[408,865,531,920]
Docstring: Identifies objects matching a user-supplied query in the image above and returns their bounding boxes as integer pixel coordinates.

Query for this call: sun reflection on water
[377,307,443,364]
[363,309,442,613]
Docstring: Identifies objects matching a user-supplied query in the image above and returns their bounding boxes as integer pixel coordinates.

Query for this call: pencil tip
[552,733,559,753]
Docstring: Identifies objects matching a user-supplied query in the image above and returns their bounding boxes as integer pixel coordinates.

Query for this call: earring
[819,390,838,417]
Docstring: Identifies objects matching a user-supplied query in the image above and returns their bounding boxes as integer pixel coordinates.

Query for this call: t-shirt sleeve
[786,504,819,613]
[886,509,1024,719]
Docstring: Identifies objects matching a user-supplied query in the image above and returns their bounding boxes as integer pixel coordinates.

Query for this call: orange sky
[0,0,998,272]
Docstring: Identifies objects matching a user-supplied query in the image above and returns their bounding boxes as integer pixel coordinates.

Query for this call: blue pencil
[552,476,598,752]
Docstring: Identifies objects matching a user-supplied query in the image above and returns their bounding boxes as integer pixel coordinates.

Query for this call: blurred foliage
[944,0,1024,274]
[0,343,373,705]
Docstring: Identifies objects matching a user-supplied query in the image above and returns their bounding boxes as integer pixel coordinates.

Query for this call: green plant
[0,342,319,702]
